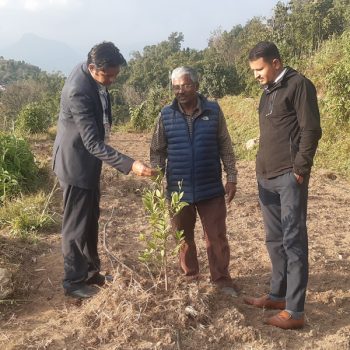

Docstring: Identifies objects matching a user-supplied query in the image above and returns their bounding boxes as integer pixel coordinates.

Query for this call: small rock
[325,172,337,180]
[0,268,14,299]
[184,305,198,318]
[220,286,238,297]
[246,137,259,150]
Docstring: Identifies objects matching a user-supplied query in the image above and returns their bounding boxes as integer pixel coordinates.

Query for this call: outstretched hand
[132,160,158,177]
[225,182,237,204]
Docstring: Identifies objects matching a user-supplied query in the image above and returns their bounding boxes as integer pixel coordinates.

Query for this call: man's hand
[294,173,304,184]
[132,160,158,177]
[225,182,237,204]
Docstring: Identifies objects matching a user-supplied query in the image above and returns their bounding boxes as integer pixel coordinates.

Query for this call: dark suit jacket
[52,63,134,189]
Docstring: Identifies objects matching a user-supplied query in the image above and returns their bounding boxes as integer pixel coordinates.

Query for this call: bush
[306,30,350,123]
[140,174,187,290]
[0,191,55,238]
[219,95,260,161]
[130,86,170,131]
[313,116,350,177]
[130,101,147,131]
[323,56,350,123]
[109,87,131,125]
[15,102,51,134]
[0,132,38,202]
[200,61,241,98]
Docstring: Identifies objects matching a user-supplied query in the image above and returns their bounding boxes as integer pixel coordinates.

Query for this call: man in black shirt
[244,42,322,329]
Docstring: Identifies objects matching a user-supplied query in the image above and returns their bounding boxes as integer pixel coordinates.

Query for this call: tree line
[0,0,349,133]
[0,0,349,225]
[115,0,350,129]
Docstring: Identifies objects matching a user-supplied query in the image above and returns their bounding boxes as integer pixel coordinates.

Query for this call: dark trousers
[258,171,309,312]
[59,181,101,291]
[172,196,231,283]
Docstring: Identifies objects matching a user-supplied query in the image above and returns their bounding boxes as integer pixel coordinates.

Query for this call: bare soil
[0,131,349,350]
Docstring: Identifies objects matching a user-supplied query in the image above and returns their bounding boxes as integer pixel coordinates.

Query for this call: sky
[0,0,282,59]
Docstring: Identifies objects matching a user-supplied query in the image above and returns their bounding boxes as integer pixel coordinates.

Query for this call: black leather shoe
[64,285,99,299]
[86,273,113,287]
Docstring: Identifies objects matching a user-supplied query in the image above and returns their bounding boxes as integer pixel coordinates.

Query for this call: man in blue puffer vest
[150,66,238,294]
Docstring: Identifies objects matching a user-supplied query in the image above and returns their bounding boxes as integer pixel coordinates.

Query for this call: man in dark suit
[53,42,156,299]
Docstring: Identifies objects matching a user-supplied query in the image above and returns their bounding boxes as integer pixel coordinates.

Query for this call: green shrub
[314,116,350,177]
[15,102,51,134]
[306,30,350,123]
[0,132,38,202]
[219,95,260,161]
[200,61,241,98]
[323,57,350,123]
[130,101,147,131]
[0,191,55,238]
[130,86,170,131]
[140,173,187,290]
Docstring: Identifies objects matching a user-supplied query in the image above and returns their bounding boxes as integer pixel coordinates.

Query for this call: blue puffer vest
[162,97,224,203]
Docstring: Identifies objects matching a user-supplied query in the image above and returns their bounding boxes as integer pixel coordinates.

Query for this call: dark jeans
[258,171,310,312]
[59,181,101,291]
[172,196,231,283]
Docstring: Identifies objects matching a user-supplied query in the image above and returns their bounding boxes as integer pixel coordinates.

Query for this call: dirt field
[0,131,349,350]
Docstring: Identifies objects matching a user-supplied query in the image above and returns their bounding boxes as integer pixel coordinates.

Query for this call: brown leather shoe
[264,310,305,329]
[243,294,286,310]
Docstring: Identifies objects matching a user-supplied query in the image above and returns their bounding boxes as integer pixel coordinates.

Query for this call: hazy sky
[0,0,282,58]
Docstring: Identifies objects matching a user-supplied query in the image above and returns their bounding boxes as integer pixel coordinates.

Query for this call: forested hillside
[104,0,350,134]
[0,0,348,225]
[0,0,348,217]
[1,0,349,130]
[0,57,42,85]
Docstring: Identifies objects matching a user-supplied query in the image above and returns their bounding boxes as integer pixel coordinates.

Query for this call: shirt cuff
[226,174,237,183]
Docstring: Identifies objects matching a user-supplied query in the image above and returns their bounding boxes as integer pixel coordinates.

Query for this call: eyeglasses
[172,84,194,92]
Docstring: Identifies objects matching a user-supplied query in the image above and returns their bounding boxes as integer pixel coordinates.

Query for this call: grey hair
[171,66,199,83]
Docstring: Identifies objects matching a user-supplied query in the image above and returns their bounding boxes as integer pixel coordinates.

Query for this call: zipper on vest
[191,117,196,202]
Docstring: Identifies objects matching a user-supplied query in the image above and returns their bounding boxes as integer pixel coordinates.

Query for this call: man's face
[89,64,120,86]
[249,57,281,86]
[172,74,198,105]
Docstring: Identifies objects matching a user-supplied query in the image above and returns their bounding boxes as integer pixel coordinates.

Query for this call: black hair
[248,41,281,62]
[87,41,126,70]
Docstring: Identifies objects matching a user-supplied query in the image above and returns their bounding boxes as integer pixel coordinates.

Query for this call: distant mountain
[0,33,84,75]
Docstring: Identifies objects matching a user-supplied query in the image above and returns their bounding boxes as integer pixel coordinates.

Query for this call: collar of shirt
[97,82,107,92]
[96,82,109,125]
[177,96,202,119]
[264,67,287,92]
[274,68,287,84]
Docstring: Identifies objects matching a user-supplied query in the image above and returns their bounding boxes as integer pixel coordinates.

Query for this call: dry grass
[0,132,349,350]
